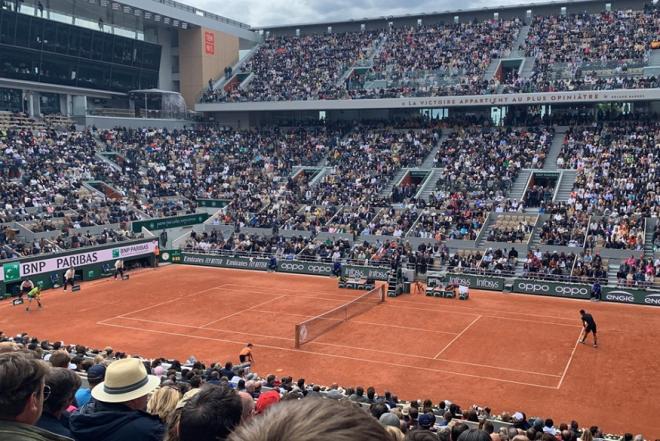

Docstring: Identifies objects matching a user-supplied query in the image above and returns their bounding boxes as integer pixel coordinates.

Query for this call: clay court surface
[2,265,659,435]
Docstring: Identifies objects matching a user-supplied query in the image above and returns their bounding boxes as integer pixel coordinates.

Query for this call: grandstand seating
[201,4,659,103]
[0,332,623,439]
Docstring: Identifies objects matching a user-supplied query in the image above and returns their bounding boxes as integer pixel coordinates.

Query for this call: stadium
[0,0,659,439]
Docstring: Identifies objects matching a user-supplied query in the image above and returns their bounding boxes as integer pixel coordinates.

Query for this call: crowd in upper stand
[523,9,656,67]
[202,4,659,103]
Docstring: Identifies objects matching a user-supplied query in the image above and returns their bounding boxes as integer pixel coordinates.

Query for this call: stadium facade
[0,0,658,127]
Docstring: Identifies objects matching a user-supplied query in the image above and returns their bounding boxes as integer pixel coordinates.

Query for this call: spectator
[75,365,105,408]
[36,368,81,438]
[0,351,71,441]
[147,386,181,423]
[227,398,389,441]
[69,358,163,441]
[178,384,242,441]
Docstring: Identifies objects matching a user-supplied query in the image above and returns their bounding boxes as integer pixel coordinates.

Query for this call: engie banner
[445,272,505,291]
[1,241,158,282]
[512,278,592,299]
[602,287,660,306]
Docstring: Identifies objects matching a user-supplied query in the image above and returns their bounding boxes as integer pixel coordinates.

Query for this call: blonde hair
[385,426,405,441]
[580,430,594,441]
[147,386,181,422]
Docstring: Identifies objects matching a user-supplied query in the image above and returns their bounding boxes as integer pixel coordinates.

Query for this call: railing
[149,0,252,30]
[182,247,392,268]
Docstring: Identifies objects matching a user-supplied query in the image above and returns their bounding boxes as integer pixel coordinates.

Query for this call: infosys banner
[602,287,660,307]
[180,253,269,271]
[277,261,334,276]
[132,213,210,233]
[512,279,591,300]
[446,273,505,292]
[342,265,390,281]
[1,240,158,282]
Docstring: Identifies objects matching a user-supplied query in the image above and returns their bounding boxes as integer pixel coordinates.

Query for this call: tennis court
[1,264,659,436]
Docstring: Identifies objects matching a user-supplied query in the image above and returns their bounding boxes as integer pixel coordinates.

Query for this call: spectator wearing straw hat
[69,358,164,441]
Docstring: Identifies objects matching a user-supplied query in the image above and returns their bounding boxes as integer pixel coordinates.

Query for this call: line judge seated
[458,284,469,300]
[69,358,164,441]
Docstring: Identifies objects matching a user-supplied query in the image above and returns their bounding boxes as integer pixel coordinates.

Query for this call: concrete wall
[179,27,240,107]
[79,115,190,130]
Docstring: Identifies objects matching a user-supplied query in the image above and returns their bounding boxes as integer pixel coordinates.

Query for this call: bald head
[238,391,255,422]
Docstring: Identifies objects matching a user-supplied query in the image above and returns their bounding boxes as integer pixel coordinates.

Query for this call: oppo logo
[281,263,305,271]
[605,291,635,303]
[644,294,660,305]
[554,286,588,296]
[517,283,549,292]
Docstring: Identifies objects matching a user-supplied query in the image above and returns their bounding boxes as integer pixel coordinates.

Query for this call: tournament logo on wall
[205,31,215,55]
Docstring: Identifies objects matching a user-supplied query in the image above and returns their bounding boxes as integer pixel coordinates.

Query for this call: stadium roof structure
[257,0,649,31]
[41,0,258,40]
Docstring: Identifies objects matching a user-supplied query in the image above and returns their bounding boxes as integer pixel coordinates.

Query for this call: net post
[294,324,300,348]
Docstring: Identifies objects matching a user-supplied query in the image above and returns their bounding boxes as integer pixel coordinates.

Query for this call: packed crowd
[615,255,659,286]
[433,126,553,198]
[201,5,659,103]
[523,250,576,280]
[0,333,633,441]
[556,119,659,221]
[537,205,589,247]
[523,9,657,66]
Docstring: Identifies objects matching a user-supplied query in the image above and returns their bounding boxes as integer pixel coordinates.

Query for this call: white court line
[115,283,231,319]
[111,316,295,341]
[556,328,585,389]
[199,295,287,328]
[217,283,581,327]
[249,309,459,335]
[107,314,558,378]
[433,315,482,359]
[97,319,559,389]
[381,303,582,329]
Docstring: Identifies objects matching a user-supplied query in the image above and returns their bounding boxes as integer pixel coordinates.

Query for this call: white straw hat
[91,358,160,403]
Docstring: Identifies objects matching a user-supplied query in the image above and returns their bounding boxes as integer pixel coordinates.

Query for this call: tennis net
[294,285,385,348]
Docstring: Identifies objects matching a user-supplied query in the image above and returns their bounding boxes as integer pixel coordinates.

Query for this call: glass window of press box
[0,9,160,92]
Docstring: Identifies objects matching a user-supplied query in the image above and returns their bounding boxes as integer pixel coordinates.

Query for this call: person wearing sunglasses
[0,352,72,440]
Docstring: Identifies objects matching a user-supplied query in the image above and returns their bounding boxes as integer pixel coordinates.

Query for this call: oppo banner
[180,253,269,271]
[1,240,158,282]
[602,287,660,307]
[277,261,334,276]
[512,278,591,299]
[446,273,505,291]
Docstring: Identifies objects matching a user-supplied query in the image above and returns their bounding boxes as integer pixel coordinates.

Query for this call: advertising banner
[196,199,229,208]
[132,213,210,233]
[445,273,505,291]
[512,278,591,299]
[1,241,158,282]
[277,261,334,276]
[342,265,390,281]
[180,253,269,271]
[602,287,660,306]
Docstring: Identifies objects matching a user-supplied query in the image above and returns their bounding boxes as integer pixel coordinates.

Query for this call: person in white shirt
[63,267,76,290]
[114,259,125,279]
